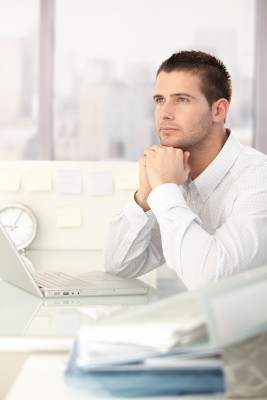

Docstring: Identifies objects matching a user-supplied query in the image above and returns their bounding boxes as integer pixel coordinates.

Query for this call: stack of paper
[64,291,225,396]
[75,291,207,350]
[65,339,224,397]
[64,265,267,397]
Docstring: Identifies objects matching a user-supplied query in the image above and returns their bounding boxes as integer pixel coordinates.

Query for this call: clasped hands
[135,145,190,211]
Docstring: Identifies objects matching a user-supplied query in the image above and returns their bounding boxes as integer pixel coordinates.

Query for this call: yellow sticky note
[25,169,52,191]
[114,169,139,190]
[56,204,82,228]
[0,169,20,191]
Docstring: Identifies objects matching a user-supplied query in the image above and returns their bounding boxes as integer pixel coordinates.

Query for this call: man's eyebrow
[171,92,195,99]
[153,92,196,100]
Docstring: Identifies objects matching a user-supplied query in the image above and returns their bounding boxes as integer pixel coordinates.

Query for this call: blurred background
[0,0,266,161]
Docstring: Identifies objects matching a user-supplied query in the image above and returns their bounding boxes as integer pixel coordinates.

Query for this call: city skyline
[0,0,255,160]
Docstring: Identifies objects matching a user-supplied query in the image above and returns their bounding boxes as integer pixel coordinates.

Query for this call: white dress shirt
[104,132,267,290]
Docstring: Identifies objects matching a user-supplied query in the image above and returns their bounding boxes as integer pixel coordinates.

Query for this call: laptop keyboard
[33,271,96,289]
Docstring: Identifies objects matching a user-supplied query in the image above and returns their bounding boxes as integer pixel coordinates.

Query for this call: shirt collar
[183,131,242,202]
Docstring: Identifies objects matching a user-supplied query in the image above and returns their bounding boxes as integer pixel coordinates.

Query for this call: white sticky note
[56,204,82,227]
[57,170,82,194]
[25,169,52,191]
[88,171,113,196]
[114,169,138,190]
[0,169,20,191]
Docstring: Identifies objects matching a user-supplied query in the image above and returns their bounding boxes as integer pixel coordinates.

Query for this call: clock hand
[11,210,23,230]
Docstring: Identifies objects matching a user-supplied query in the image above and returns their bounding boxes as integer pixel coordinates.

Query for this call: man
[104,50,267,290]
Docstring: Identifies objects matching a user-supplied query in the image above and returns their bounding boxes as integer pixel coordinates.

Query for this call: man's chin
[160,138,183,149]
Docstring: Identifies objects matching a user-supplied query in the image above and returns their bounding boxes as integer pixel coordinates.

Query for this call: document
[65,339,224,397]
[68,292,209,372]
[64,265,267,398]
[73,294,206,352]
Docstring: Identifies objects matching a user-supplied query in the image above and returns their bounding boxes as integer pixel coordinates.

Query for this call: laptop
[0,223,148,298]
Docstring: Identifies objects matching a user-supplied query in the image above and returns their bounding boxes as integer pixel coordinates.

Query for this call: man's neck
[188,128,229,180]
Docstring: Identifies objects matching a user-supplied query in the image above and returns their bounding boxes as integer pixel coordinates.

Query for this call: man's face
[154,70,213,151]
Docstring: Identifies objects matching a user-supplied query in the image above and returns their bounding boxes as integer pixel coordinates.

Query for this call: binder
[65,265,267,397]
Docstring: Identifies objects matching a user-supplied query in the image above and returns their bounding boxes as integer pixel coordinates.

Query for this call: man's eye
[177,97,188,103]
[154,97,165,104]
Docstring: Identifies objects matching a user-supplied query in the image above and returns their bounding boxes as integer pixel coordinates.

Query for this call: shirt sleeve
[147,183,267,290]
[103,196,165,278]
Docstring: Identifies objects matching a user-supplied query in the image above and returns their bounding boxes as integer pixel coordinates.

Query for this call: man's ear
[212,98,229,122]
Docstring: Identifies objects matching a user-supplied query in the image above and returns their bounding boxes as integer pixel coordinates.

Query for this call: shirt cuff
[147,183,187,214]
[124,195,157,227]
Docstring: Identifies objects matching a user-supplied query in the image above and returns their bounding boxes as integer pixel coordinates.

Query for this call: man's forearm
[147,183,267,290]
[134,190,150,212]
[103,197,164,277]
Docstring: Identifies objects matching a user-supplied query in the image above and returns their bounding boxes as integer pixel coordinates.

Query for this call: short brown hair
[157,50,232,107]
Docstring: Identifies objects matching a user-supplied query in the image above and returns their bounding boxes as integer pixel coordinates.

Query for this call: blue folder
[64,341,225,397]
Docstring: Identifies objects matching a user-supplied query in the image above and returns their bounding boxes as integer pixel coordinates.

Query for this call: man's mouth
[160,127,179,134]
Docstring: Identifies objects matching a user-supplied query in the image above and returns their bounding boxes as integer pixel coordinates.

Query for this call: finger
[184,163,191,177]
[145,145,162,154]
[143,148,155,157]
[184,153,191,176]
[139,155,146,167]
[183,151,190,167]
[139,154,146,162]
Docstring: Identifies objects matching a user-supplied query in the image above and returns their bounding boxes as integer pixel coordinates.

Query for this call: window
[54,0,256,160]
[0,0,39,159]
[0,0,256,160]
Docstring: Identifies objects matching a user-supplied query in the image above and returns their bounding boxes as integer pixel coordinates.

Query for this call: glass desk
[0,249,167,399]
[0,249,167,347]
[1,251,267,399]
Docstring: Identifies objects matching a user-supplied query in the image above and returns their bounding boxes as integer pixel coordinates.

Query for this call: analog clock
[0,203,37,250]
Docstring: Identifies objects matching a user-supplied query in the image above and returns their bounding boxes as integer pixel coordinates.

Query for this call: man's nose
[159,102,175,120]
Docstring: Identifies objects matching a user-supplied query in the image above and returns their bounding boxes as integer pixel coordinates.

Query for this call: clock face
[0,204,37,250]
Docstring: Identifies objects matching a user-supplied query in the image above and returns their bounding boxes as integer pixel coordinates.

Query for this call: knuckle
[175,148,183,155]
